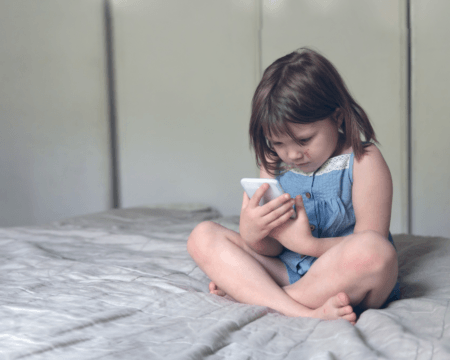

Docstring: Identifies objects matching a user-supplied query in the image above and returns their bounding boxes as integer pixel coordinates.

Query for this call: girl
[187,48,399,323]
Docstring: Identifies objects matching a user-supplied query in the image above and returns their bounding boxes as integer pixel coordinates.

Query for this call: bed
[0,205,449,359]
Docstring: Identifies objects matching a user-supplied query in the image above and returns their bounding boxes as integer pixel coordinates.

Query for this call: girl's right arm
[238,167,294,256]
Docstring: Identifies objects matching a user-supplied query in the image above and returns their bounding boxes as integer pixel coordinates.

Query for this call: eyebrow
[269,129,314,141]
[266,121,319,143]
[292,127,316,139]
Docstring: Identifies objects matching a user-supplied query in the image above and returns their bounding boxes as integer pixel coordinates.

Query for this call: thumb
[241,191,250,210]
[294,195,303,219]
[294,195,310,221]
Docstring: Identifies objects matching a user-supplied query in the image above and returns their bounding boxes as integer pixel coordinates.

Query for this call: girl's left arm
[351,144,392,238]
[270,144,393,257]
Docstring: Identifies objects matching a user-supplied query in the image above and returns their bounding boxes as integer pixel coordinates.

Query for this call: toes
[209,281,217,292]
[337,305,354,316]
[335,292,351,307]
[342,312,357,324]
[211,289,227,297]
[209,281,226,296]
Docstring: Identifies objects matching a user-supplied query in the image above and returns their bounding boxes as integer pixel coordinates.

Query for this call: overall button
[305,192,311,199]
[310,224,315,231]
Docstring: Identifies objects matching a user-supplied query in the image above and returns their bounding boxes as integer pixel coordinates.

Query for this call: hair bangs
[261,96,301,142]
[262,115,287,140]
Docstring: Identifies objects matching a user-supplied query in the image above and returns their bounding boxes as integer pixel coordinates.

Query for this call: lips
[285,162,309,170]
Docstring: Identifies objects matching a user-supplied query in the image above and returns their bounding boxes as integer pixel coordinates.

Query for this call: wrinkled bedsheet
[0,206,449,359]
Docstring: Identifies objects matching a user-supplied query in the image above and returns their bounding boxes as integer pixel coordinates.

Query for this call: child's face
[267,118,341,173]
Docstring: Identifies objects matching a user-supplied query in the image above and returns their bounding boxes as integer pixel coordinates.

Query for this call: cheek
[276,148,287,159]
[304,149,311,159]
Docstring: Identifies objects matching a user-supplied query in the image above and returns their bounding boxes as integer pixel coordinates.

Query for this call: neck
[331,133,346,157]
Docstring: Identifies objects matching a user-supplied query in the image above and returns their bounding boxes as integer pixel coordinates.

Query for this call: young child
[187,48,399,323]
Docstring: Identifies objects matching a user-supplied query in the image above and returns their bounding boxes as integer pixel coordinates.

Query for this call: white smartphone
[240,178,296,218]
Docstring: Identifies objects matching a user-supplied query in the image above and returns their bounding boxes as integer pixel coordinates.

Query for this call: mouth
[287,162,309,169]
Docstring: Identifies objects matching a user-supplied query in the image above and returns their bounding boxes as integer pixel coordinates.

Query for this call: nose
[288,147,303,162]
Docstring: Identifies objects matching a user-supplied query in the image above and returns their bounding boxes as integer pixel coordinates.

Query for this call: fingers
[260,193,293,218]
[246,183,293,214]
[264,194,307,231]
[267,205,295,229]
[248,183,270,207]
[293,195,309,222]
[241,191,250,210]
[259,196,295,232]
[264,193,294,215]
[242,183,295,230]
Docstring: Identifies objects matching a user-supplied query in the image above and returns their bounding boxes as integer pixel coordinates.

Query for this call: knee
[344,230,398,276]
[187,221,219,262]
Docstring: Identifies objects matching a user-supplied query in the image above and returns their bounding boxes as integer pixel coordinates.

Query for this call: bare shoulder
[353,144,391,179]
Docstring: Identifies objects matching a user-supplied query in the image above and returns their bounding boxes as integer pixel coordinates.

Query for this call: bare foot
[210,281,355,323]
[313,292,357,324]
[209,281,226,296]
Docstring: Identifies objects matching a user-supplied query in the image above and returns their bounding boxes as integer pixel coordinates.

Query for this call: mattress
[0,206,449,359]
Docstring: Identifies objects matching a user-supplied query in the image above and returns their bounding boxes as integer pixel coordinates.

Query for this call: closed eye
[267,139,283,148]
[297,137,312,144]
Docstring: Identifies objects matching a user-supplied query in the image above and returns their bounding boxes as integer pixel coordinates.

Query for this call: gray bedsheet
[0,206,449,359]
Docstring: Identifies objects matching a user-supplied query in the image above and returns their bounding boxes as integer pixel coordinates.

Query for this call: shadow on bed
[394,234,448,300]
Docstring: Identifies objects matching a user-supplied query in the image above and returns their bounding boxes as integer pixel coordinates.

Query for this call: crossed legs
[187,221,397,323]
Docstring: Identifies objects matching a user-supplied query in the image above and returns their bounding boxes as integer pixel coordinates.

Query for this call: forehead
[266,121,317,141]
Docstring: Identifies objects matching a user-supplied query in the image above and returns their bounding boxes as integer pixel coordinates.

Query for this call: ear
[333,108,344,128]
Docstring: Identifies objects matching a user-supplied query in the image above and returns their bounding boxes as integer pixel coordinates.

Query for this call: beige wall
[411,0,450,236]
[111,0,258,216]
[0,0,111,226]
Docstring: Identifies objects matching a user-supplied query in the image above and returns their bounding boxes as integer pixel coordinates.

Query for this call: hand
[269,195,319,256]
[239,183,295,247]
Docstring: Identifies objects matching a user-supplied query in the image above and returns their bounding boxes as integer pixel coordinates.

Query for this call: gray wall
[411,0,450,236]
[0,0,449,237]
[111,0,258,216]
[0,0,111,226]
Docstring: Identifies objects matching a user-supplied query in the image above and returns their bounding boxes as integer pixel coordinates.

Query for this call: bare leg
[189,218,397,319]
[187,221,356,321]
[210,280,355,322]
[283,230,398,312]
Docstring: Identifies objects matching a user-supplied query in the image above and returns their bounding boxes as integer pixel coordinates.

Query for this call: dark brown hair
[249,47,377,175]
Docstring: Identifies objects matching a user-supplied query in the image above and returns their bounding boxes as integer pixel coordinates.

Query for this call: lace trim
[282,154,351,177]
